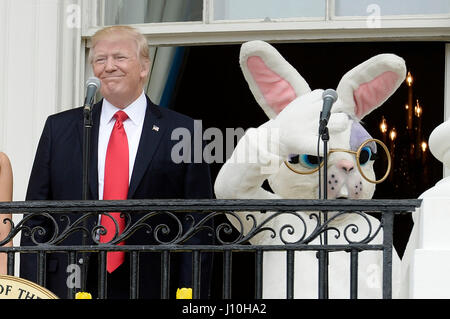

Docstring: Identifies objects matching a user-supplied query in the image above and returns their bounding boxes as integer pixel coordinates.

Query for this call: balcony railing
[0,199,420,299]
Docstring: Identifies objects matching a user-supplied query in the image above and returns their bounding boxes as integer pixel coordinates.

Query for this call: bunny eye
[359,147,373,165]
[299,154,323,168]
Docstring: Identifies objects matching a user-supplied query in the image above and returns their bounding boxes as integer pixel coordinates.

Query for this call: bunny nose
[337,159,354,173]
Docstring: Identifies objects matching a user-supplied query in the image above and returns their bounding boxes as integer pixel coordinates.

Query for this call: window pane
[104,0,203,25]
[213,0,326,20]
[335,0,450,16]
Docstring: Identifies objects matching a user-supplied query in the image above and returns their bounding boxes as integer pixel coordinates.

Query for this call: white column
[0,0,83,275]
[409,196,450,298]
[0,0,82,202]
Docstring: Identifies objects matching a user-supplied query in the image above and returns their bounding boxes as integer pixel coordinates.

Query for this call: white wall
[0,0,82,274]
[0,0,82,203]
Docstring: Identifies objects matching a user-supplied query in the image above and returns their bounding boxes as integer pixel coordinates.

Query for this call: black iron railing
[0,199,420,299]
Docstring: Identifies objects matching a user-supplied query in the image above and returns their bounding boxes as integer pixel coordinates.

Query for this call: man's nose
[105,57,117,71]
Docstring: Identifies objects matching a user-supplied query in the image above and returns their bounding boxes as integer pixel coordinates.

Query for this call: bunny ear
[335,54,406,120]
[240,40,311,119]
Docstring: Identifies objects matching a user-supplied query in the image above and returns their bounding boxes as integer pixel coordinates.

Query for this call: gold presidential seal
[0,275,58,299]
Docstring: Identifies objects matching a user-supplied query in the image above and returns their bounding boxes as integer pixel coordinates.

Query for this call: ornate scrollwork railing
[0,199,420,299]
[0,199,415,246]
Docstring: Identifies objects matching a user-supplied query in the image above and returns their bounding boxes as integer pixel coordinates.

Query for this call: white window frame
[80,0,450,46]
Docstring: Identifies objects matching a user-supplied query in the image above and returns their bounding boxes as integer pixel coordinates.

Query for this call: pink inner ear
[354,71,399,118]
[247,56,297,115]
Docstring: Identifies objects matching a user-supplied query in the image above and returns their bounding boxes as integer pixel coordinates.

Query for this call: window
[335,0,450,16]
[83,0,450,47]
[213,0,326,21]
[103,0,203,25]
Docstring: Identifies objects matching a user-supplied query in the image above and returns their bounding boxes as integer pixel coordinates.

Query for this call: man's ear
[140,58,151,83]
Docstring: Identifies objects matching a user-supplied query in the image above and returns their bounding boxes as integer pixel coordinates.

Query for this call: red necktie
[100,110,129,273]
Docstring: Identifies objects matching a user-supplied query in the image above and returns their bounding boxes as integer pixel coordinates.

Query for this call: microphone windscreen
[86,76,101,89]
[322,88,338,102]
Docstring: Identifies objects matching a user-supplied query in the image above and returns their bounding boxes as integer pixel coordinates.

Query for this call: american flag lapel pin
[152,125,160,132]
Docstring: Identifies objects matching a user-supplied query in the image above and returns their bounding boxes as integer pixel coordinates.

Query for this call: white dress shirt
[97,91,146,200]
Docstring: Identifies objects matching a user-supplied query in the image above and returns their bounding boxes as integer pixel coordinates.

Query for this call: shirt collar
[101,91,147,126]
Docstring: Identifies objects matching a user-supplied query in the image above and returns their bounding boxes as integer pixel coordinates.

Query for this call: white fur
[240,40,311,119]
[336,53,407,118]
[214,41,406,298]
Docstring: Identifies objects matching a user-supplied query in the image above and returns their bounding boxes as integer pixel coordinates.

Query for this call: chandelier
[377,71,429,193]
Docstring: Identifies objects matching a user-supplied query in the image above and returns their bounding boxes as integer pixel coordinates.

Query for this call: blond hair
[88,25,150,65]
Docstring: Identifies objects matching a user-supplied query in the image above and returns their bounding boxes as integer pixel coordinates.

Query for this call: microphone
[83,77,101,111]
[319,89,338,134]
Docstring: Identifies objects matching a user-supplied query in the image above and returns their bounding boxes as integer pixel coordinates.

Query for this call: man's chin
[101,85,123,97]
[101,78,121,88]
[102,76,123,81]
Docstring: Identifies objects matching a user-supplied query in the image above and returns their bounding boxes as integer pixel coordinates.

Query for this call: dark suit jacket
[20,96,214,299]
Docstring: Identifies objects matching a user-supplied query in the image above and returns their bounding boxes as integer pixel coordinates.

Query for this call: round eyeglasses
[284,138,392,184]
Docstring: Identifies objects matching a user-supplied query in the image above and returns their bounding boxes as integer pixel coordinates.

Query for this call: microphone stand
[80,105,92,295]
[318,121,329,299]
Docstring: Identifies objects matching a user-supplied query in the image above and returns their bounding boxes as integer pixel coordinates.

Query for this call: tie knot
[114,110,128,123]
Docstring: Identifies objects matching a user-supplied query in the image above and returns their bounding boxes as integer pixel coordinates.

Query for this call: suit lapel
[77,101,102,200]
[128,96,166,198]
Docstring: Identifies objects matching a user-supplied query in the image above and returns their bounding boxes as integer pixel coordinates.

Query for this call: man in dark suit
[20,25,213,299]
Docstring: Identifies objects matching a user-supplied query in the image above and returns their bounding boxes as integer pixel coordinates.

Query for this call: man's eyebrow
[96,51,129,56]
[112,52,128,56]
[93,53,106,58]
